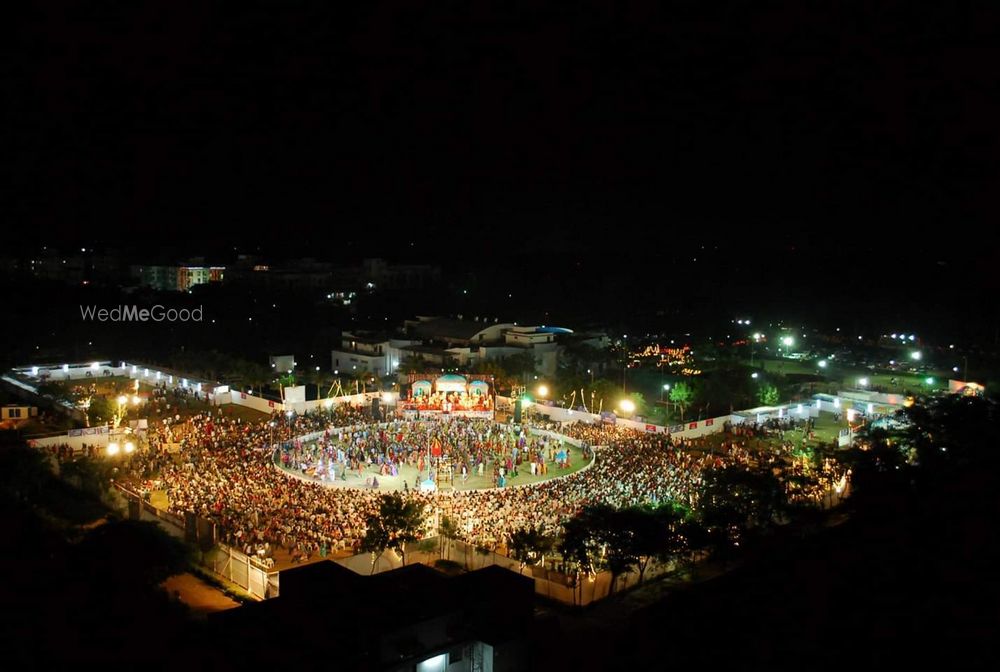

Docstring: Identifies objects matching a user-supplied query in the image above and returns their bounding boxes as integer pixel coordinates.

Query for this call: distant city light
[751,372,759,379]
[910,351,922,361]
[818,360,827,368]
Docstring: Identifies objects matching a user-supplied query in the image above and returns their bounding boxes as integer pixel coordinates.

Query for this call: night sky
[5,2,999,303]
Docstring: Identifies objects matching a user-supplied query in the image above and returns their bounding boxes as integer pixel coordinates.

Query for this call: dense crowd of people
[277,417,572,488]
[114,405,841,561]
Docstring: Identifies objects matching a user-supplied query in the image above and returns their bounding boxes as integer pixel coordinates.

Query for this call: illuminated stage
[400,373,495,416]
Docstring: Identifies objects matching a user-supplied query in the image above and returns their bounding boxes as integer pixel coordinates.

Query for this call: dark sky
[4,1,999,270]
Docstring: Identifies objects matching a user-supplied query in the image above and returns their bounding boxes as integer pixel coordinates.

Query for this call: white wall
[28,426,112,451]
[230,391,283,414]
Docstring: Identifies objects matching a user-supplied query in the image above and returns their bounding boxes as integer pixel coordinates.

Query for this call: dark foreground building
[211,561,534,671]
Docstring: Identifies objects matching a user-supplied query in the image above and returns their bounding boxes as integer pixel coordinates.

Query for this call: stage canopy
[435,374,468,393]
[412,380,432,397]
[469,380,490,397]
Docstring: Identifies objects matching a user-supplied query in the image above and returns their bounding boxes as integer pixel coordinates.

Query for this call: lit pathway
[162,573,240,615]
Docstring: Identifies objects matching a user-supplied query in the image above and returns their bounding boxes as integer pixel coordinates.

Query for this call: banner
[600,411,617,425]
[645,424,657,433]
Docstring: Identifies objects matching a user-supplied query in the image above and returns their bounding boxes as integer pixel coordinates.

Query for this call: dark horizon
[6,2,999,271]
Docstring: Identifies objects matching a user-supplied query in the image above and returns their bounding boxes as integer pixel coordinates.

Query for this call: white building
[331,333,419,376]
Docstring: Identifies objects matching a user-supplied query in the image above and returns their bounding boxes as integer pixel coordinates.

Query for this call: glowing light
[818,360,827,368]
[751,372,759,379]
[781,336,794,347]
[537,385,549,397]
[925,377,934,385]
[858,377,869,387]
[910,351,921,361]
[124,441,135,454]
[90,362,99,370]
[619,399,636,414]
[323,399,334,409]
[117,395,128,406]
[62,364,69,372]
[131,395,141,405]
[107,442,120,456]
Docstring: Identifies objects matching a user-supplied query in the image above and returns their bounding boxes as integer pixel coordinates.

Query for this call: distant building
[363,258,442,290]
[131,264,225,291]
[0,248,127,285]
[331,332,420,376]
[1,404,37,421]
[269,355,296,374]
[211,561,533,671]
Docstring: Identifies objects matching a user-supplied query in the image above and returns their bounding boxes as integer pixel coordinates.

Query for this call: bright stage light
[910,351,921,360]
[537,385,549,397]
[619,399,636,414]
[124,441,135,454]
[107,442,120,456]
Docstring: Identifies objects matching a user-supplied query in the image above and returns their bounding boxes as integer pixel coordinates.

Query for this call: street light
[782,336,794,347]
[619,399,636,415]
[818,360,828,369]
[751,372,759,379]
[910,351,921,361]
[858,377,869,387]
